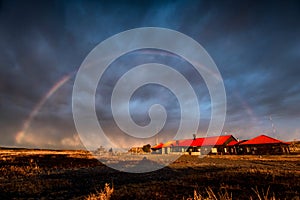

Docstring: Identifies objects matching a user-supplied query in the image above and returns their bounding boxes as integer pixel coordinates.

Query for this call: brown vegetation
[290,141,300,154]
[86,183,114,200]
[0,149,299,199]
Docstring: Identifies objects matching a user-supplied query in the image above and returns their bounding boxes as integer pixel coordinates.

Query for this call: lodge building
[152,135,237,155]
[237,135,290,155]
[151,134,290,155]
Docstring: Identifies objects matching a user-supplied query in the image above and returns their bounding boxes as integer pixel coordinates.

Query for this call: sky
[0,0,300,150]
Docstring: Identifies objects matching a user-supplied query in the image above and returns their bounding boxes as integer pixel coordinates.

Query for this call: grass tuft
[86,183,114,200]
[250,186,276,200]
[187,187,232,200]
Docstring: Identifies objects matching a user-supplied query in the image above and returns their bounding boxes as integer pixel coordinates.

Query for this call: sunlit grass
[0,149,299,199]
[86,183,114,200]
[87,184,281,200]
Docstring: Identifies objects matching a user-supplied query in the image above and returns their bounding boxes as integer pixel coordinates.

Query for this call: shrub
[86,183,114,200]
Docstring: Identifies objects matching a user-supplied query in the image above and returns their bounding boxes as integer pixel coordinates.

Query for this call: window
[212,148,218,153]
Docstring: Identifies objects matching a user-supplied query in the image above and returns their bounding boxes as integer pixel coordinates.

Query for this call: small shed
[239,135,290,155]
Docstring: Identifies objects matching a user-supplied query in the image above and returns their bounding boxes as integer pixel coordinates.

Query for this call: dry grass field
[0,148,299,199]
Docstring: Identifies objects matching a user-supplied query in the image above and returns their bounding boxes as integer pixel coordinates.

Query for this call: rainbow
[15,72,74,144]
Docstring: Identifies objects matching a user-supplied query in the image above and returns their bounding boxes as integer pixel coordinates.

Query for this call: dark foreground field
[0,149,299,200]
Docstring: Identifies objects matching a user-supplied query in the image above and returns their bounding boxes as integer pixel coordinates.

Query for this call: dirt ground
[0,149,299,199]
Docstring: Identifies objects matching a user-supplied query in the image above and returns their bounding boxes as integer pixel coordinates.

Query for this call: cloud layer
[0,0,300,149]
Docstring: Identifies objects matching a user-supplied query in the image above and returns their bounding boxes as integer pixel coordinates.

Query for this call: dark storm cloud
[0,0,299,149]
[184,1,300,140]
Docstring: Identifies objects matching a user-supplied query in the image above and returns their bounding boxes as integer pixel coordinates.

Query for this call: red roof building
[152,135,237,155]
[239,134,290,155]
[150,134,290,155]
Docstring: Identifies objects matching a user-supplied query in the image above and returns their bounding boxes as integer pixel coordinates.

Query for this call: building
[150,134,292,156]
[226,140,248,155]
[238,135,290,155]
[152,135,237,155]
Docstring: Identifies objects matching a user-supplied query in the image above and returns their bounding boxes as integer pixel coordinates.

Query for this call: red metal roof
[227,140,238,146]
[163,140,178,147]
[201,135,234,146]
[240,135,289,145]
[151,143,163,149]
[152,135,289,149]
[156,135,235,148]
[227,140,248,147]
[178,139,193,146]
